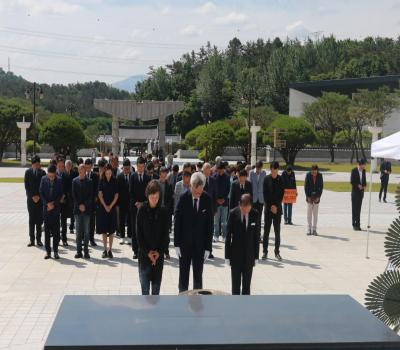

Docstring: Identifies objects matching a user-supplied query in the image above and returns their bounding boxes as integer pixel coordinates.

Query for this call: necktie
[242,215,247,232]
[193,198,198,212]
[139,174,142,183]
[125,175,128,185]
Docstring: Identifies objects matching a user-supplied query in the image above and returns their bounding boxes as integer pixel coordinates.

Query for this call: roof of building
[289,75,400,97]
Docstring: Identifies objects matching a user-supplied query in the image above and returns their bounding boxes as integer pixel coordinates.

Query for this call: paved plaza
[0,179,397,349]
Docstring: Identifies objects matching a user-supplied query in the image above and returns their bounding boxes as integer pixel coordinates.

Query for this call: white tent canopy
[366,131,400,258]
[371,131,400,159]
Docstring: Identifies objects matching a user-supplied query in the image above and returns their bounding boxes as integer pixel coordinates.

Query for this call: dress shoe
[75,252,83,259]
[275,253,282,261]
[307,230,312,235]
[70,229,74,234]
[27,241,35,247]
[37,241,43,247]
[101,250,107,258]
[284,220,288,225]
[54,252,60,259]
[288,221,293,225]
[132,254,138,260]
[62,240,68,247]
[119,240,125,245]
[44,253,51,259]
[84,252,90,259]
[262,253,268,260]
[384,199,387,203]
[108,250,113,259]
[313,230,318,236]
[208,253,214,259]
[165,253,170,260]
[90,240,97,247]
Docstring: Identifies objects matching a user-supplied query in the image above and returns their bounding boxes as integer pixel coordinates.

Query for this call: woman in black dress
[97,164,119,258]
[136,180,169,295]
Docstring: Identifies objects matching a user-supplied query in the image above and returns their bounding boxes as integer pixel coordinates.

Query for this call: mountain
[112,74,147,93]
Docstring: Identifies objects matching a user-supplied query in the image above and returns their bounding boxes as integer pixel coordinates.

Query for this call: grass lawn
[0,177,24,183]
[296,180,398,193]
[0,159,50,167]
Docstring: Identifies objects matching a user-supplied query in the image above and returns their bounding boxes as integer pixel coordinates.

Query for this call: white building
[289,75,400,136]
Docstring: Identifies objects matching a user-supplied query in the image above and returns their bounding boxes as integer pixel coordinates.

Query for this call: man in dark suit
[158,166,174,259]
[225,194,260,295]
[202,162,217,259]
[174,172,213,293]
[351,159,367,231]
[84,158,99,246]
[117,159,133,245]
[130,156,151,259]
[379,159,392,203]
[24,155,46,247]
[262,161,284,261]
[39,164,64,260]
[229,169,252,209]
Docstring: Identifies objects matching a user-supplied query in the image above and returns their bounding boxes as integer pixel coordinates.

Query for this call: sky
[0,0,399,85]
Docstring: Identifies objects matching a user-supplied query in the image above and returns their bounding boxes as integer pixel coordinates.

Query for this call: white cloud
[180,25,203,37]
[195,1,217,14]
[160,6,170,15]
[285,20,311,39]
[215,11,248,25]
[6,0,81,14]
[286,20,303,32]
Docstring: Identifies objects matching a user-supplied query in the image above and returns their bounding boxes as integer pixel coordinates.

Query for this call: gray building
[289,75,400,136]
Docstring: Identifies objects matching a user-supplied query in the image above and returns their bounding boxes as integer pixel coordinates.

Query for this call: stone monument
[16,117,31,167]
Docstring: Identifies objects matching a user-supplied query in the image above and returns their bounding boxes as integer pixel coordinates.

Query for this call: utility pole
[7,57,10,72]
[273,128,277,161]
[25,83,44,155]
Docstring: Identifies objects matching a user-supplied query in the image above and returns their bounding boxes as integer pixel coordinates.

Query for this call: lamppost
[241,92,257,164]
[25,82,44,155]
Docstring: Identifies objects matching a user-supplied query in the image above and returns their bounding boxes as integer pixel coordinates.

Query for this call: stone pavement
[0,182,397,349]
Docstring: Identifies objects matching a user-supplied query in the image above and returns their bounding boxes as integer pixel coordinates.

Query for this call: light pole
[201,107,211,161]
[25,82,44,155]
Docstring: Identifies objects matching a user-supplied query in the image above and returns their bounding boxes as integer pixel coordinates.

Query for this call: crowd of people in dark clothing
[24,151,392,295]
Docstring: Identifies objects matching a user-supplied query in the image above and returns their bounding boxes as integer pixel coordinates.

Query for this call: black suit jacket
[174,191,213,254]
[117,172,131,208]
[159,180,174,215]
[225,207,260,268]
[204,175,217,213]
[351,167,366,194]
[24,168,46,201]
[229,180,252,209]
[263,175,284,215]
[129,172,151,204]
[86,171,99,201]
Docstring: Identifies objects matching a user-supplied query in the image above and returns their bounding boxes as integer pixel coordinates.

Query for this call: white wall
[383,109,400,136]
[289,88,317,117]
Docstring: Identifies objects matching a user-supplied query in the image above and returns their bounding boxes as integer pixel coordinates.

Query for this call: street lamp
[25,82,44,155]
[241,92,257,164]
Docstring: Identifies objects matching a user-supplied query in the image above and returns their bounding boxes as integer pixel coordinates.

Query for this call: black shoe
[44,253,51,259]
[288,221,293,225]
[262,253,268,260]
[90,240,97,247]
[75,252,83,259]
[54,252,60,259]
[70,229,74,234]
[379,198,381,202]
[108,250,113,259]
[84,252,90,259]
[208,253,214,260]
[119,240,125,245]
[353,226,361,231]
[275,253,282,261]
[383,199,387,203]
[27,241,35,247]
[284,221,288,225]
[62,240,68,247]
[37,241,43,247]
[132,254,138,260]
[102,250,108,258]
[165,253,170,260]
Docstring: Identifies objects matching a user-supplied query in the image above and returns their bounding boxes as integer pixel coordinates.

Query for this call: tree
[26,140,41,157]
[304,92,350,162]
[40,114,86,160]
[263,116,315,165]
[0,97,31,162]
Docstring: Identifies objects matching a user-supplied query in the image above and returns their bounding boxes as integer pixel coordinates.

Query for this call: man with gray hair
[174,171,214,293]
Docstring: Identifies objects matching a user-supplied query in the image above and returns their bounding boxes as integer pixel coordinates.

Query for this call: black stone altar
[44,295,400,349]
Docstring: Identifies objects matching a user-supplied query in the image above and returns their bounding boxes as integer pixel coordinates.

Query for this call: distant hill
[112,74,147,93]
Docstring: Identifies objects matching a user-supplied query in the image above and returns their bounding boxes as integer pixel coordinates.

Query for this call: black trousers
[178,251,204,293]
[131,206,139,254]
[89,206,96,241]
[44,217,60,254]
[138,256,164,295]
[231,264,253,295]
[263,212,281,254]
[351,191,364,227]
[253,202,263,236]
[119,204,132,238]
[379,175,389,200]
[27,200,43,243]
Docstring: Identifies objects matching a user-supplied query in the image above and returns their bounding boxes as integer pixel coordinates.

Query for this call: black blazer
[24,168,46,200]
[117,172,131,207]
[204,175,217,213]
[136,202,169,259]
[72,177,93,215]
[225,207,260,268]
[159,180,174,215]
[304,172,323,199]
[263,175,284,215]
[174,191,213,254]
[351,167,366,194]
[129,172,151,204]
[86,171,99,200]
[229,180,252,209]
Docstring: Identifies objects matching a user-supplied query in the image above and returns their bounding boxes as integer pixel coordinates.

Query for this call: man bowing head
[174,171,213,293]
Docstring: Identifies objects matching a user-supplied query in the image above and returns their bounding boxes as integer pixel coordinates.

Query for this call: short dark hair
[183,162,191,169]
[183,171,192,178]
[123,159,131,167]
[311,164,319,171]
[146,179,160,197]
[270,161,279,169]
[160,166,168,174]
[77,158,84,165]
[217,163,225,170]
[239,169,247,177]
[358,158,366,165]
[146,162,154,170]
[47,164,56,173]
[256,160,263,168]
[84,158,92,165]
[239,193,252,207]
[98,159,107,168]
[31,155,40,164]
[286,165,293,171]
[137,156,146,165]
[172,164,179,172]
